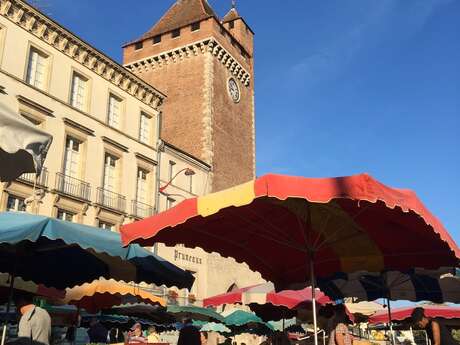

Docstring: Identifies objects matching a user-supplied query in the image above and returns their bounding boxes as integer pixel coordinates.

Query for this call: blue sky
[42,0,459,245]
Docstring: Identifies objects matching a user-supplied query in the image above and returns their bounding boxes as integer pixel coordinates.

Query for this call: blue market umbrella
[0,212,194,289]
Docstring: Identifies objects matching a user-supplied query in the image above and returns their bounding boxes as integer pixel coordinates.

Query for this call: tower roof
[222,7,241,23]
[139,0,217,41]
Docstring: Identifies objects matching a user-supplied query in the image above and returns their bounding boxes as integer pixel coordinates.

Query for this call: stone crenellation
[124,38,251,87]
[1,0,165,109]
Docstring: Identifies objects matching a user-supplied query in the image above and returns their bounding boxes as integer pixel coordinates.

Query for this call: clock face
[228,78,240,103]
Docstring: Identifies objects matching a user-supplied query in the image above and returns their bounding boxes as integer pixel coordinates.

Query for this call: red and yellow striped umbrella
[122,173,459,288]
[63,278,165,313]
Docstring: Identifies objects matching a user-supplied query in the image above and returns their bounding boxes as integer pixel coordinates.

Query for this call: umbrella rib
[313,204,372,250]
[225,207,307,252]
[235,206,302,246]
[187,224,294,274]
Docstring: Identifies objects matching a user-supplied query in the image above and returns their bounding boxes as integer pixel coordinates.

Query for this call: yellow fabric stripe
[197,181,256,217]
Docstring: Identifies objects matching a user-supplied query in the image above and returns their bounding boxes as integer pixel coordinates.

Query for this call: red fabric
[369,305,460,324]
[121,173,459,290]
[203,284,260,307]
[266,287,331,309]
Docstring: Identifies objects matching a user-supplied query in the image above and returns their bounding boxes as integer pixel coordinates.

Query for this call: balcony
[96,187,126,213]
[17,168,49,187]
[131,200,154,219]
[55,172,91,201]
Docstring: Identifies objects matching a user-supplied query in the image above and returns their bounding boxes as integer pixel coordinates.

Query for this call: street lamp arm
[159,168,195,193]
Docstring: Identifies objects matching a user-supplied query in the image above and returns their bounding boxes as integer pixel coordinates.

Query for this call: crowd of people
[6,291,459,345]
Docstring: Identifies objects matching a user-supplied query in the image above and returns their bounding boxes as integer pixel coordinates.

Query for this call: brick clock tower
[123,0,255,192]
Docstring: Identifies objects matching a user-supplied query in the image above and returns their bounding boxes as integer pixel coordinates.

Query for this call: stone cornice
[124,38,251,87]
[1,0,166,109]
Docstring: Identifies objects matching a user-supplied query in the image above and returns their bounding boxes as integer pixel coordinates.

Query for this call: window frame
[171,28,181,39]
[69,69,91,112]
[152,35,162,45]
[106,92,124,129]
[56,208,75,222]
[24,43,52,91]
[6,194,26,212]
[191,22,200,32]
[138,111,152,144]
[134,41,143,50]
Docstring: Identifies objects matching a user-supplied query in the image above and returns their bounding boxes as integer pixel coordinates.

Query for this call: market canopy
[203,282,332,321]
[369,305,460,324]
[0,212,194,289]
[121,173,459,290]
[63,278,166,313]
[167,305,224,323]
[0,103,52,182]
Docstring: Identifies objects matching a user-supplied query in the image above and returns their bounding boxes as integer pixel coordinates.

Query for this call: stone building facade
[123,0,256,192]
[0,0,263,307]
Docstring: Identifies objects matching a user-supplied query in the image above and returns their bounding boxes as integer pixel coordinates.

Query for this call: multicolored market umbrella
[121,173,460,345]
[369,305,460,324]
[203,282,332,321]
[224,310,274,336]
[63,278,166,313]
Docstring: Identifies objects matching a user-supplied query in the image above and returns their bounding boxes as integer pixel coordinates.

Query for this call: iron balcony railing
[17,167,49,187]
[131,200,154,219]
[96,187,126,212]
[55,172,91,201]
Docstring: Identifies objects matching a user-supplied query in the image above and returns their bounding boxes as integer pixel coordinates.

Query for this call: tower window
[153,35,161,44]
[229,20,234,29]
[220,26,226,36]
[134,41,143,50]
[191,22,200,32]
[171,29,180,38]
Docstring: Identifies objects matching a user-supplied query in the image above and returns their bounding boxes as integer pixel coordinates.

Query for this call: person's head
[130,323,142,336]
[13,292,34,314]
[331,304,350,327]
[411,307,429,328]
[148,326,156,335]
[200,331,208,342]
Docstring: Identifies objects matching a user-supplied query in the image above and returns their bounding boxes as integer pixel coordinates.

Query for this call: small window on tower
[220,26,226,36]
[191,22,200,32]
[153,35,161,44]
[229,20,235,29]
[171,29,181,38]
[134,41,143,50]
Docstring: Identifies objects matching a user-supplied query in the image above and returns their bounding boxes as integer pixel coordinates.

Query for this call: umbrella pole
[387,298,395,345]
[309,258,319,345]
[1,273,15,345]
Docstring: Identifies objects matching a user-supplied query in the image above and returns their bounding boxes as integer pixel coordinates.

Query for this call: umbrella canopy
[0,103,52,181]
[344,301,384,317]
[200,322,231,333]
[121,173,459,290]
[109,303,176,325]
[167,305,224,323]
[0,212,194,289]
[224,310,267,327]
[121,173,459,345]
[0,273,64,301]
[63,278,166,313]
[203,282,332,321]
[369,305,460,324]
[318,269,460,304]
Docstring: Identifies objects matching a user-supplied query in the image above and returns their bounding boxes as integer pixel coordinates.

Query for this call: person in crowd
[411,307,459,345]
[13,292,51,345]
[328,304,353,345]
[87,318,108,344]
[200,331,208,345]
[177,318,200,345]
[146,326,160,343]
[127,323,147,343]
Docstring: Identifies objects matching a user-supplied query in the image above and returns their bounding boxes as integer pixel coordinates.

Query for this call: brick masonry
[124,11,255,192]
